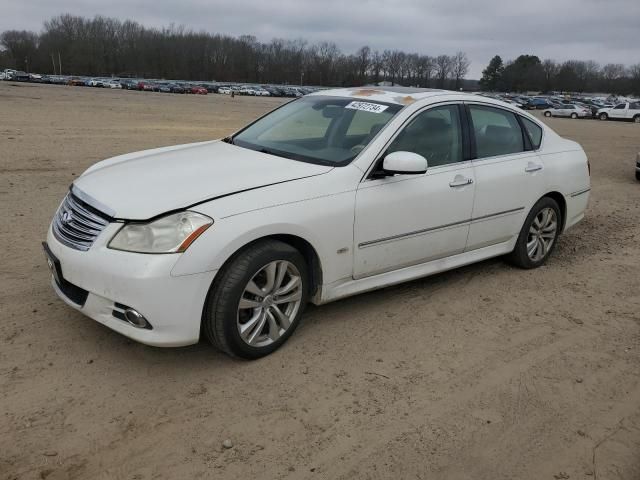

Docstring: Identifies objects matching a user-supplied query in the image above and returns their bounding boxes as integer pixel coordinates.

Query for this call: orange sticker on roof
[394,95,417,105]
[350,89,384,97]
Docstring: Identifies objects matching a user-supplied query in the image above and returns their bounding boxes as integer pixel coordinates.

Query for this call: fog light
[124,308,150,329]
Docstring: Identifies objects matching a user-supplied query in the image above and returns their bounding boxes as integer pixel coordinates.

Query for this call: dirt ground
[1,82,639,480]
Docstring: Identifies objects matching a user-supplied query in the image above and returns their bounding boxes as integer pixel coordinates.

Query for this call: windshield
[231,96,402,166]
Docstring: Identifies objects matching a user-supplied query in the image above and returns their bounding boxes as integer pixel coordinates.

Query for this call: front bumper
[45,223,217,347]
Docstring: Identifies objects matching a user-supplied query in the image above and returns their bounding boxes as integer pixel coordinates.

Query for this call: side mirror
[382,151,428,175]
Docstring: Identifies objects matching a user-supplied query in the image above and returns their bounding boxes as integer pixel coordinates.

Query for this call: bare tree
[451,51,470,89]
[370,50,384,84]
[1,30,39,71]
[355,45,370,84]
[435,54,452,88]
[383,49,404,85]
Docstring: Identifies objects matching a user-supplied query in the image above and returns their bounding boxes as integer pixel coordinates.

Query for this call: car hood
[73,140,333,220]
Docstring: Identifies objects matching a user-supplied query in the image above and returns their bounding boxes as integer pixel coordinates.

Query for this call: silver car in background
[543,104,591,119]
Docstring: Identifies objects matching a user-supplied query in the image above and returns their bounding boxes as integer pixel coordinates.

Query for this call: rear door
[626,102,640,119]
[465,103,547,251]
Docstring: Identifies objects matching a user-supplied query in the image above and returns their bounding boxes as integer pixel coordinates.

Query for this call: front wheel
[599,113,608,120]
[544,111,552,117]
[508,197,561,269]
[203,240,309,359]
[571,113,578,119]
[634,115,640,124]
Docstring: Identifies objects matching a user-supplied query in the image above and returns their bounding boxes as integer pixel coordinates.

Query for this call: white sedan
[543,104,591,119]
[44,87,591,358]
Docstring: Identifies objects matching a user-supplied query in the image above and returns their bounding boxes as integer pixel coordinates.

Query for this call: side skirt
[314,237,517,305]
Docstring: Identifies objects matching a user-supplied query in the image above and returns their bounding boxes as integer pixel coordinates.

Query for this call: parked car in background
[190,85,208,95]
[88,78,106,87]
[68,77,87,86]
[10,71,30,82]
[106,80,122,89]
[119,80,137,90]
[44,87,590,359]
[218,87,232,94]
[597,102,640,122]
[526,98,553,110]
[543,104,591,119]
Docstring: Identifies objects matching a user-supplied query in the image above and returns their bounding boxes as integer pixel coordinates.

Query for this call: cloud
[1,0,638,77]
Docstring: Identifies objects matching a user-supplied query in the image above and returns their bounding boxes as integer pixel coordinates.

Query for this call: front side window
[469,105,524,159]
[385,105,463,167]
[614,103,626,109]
[232,96,401,166]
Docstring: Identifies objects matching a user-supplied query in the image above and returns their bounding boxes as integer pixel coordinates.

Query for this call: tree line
[480,54,640,95]
[0,14,471,88]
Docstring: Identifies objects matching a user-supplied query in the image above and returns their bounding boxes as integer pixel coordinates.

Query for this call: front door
[609,103,628,119]
[353,104,475,279]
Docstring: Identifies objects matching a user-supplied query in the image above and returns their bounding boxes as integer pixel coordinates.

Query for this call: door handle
[525,163,543,173]
[449,176,473,188]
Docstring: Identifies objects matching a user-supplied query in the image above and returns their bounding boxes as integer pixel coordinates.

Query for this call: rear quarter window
[520,117,543,149]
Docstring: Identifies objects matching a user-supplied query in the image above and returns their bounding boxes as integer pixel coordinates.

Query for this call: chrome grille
[52,193,110,251]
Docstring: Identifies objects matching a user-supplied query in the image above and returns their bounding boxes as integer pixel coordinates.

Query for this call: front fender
[170,190,357,287]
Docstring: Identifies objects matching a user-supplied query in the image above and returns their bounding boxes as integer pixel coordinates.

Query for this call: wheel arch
[211,233,324,300]
[541,191,567,232]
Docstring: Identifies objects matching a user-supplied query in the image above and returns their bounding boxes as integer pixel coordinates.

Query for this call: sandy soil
[1,82,639,480]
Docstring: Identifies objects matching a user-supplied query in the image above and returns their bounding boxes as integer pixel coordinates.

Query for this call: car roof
[308,86,452,106]
[307,87,544,124]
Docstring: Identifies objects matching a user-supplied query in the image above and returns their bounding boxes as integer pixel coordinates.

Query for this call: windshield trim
[229,95,403,167]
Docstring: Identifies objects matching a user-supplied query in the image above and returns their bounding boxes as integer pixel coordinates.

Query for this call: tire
[636,171,640,181]
[634,115,640,124]
[203,239,309,359]
[599,113,608,120]
[571,113,578,119]
[544,111,552,117]
[508,197,561,269]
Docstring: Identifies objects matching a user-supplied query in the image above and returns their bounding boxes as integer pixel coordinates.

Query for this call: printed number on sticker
[345,102,389,113]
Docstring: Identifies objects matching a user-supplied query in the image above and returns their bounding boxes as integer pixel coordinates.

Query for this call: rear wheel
[571,113,578,119]
[634,115,640,124]
[508,197,561,269]
[203,240,309,359]
[544,111,552,117]
[599,112,608,120]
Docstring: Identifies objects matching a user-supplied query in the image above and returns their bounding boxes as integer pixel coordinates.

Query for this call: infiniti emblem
[61,210,73,225]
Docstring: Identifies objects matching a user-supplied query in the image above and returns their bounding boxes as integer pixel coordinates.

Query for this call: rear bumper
[45,224,217,347]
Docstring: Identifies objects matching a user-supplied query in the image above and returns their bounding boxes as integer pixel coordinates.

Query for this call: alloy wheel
[526,208,558,262]
[237,260,303,347]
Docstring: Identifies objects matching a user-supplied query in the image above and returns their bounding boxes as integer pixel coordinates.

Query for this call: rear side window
[469,105,524,159]
[520,117,543,149]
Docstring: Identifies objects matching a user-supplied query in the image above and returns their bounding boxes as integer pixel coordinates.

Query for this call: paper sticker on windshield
[345,101,389,113]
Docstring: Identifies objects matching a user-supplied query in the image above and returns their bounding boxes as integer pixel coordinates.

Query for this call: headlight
[108,211,213,253]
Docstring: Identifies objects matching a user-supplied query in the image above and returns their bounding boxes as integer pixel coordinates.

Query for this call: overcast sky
[2,0,639,78]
